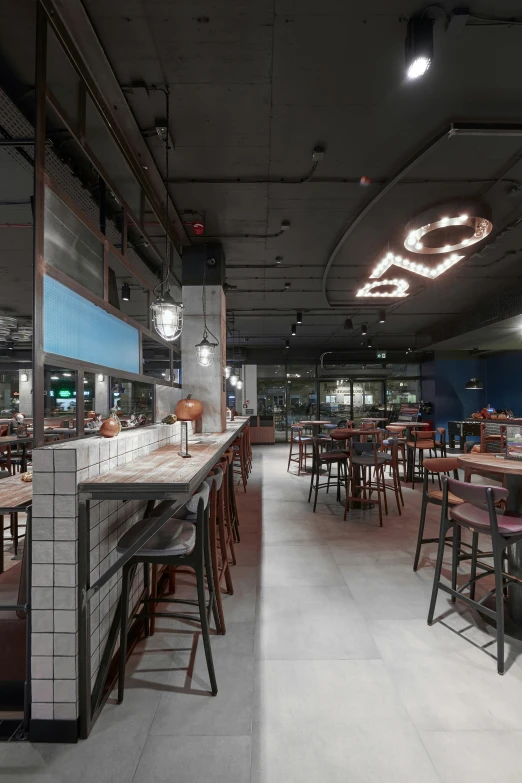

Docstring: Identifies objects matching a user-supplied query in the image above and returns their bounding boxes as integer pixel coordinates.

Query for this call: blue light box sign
[44,275,140,374]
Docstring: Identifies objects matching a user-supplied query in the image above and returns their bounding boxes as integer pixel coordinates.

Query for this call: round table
[298,420,331,437]
[458,453,522,624]
[331,429,381,509]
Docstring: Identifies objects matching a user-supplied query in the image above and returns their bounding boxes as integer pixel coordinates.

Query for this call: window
[44,366,77,438]
[110,377,153,424]
[44,187,104,297]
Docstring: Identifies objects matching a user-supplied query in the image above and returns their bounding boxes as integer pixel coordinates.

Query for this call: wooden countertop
[0,474,32,511]
[78,418,248,499]
[458,453,522,477]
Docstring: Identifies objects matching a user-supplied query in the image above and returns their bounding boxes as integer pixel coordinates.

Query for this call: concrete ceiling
[3,1,522,364]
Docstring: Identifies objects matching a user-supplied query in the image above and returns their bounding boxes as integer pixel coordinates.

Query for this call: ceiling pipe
[321,121,522,307]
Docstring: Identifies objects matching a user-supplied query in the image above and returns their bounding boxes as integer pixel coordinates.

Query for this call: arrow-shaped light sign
[369,251,464,280]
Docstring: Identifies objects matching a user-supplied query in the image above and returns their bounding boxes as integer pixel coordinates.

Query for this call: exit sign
[376,351,387,359]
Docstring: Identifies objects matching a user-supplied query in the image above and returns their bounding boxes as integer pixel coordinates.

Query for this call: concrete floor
[2,443,522,781]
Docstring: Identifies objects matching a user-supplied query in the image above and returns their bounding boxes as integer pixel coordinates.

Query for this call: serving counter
[29,418,248,743]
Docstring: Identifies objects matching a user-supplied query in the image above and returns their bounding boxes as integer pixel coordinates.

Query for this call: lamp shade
[195,335,217,367]
[465,377,483,390]
[229,370,238,387]
[151,291,183,341]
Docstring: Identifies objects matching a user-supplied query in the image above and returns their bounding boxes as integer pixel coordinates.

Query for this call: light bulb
[407,56,431,79]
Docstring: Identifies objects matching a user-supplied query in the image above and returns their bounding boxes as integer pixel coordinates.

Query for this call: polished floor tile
[133,736,252,783]
[420,730,522,783]
[6,444,522,782]
[256,585,379,660]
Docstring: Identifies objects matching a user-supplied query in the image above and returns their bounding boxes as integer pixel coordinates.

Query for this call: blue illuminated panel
[44,275,140,374]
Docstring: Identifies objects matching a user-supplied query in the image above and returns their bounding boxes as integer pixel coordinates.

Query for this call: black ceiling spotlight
[379,310,386,323]
[344,318,353,331]
[285,339,290,349]
[121,282,130,301]
[405,17,434,80]
[465,377,484,390]
[361,323,367,335]
[367,338,373,348]
[296,311,303,324]
[291,323,297,336]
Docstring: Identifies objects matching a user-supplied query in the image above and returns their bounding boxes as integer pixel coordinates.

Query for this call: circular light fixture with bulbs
[404,206,492,255]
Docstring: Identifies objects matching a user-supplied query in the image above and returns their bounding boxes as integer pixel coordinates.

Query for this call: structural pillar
[181,245,226,432]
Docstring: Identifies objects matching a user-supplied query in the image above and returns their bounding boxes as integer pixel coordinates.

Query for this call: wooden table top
[79,419,248,498]
[298,421,331,426]
[458,453,522,477]
[0,474,32,511]
[0,436,33,445]
[331,428,380,438]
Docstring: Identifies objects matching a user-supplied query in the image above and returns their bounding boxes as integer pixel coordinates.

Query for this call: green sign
[376,351,387,359]
[58,389,72,398]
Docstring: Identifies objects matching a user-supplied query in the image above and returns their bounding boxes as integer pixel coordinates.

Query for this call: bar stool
[413,457,464,572]
[287,425,312,476]
[308,437,348,512]
[345,441,388,525]
[382,425,407,477]
[244,423,253,475]
[434,427,447,457]
[224,448,241,542]
[204,463,235,634]
[406,430,437,489]
[233,432,248,492]
[377,437,403,514]
[428,477,522,675]
[117,483,220,701]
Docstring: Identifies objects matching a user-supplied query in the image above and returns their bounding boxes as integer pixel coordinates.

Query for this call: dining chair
[287,424,312,476]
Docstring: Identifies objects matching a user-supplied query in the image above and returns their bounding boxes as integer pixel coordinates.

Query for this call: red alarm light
[192,221,204,236]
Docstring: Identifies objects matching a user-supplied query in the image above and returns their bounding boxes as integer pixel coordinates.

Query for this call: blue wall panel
[44,275,140,374]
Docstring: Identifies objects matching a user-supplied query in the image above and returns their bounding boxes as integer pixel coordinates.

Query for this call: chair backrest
[186,481,210,513]
[0,424,8,437]
[412,430,436,441]
[352,441,376,455]
[445,476,508,507]
[361,421,374,430]
[423,457,459,473]
[291,424,305,441]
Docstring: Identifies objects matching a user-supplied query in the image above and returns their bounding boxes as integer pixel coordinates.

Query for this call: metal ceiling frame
[39,0,189,253]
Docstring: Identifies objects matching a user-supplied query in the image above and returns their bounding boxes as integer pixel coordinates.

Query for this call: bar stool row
[116,424,252,702]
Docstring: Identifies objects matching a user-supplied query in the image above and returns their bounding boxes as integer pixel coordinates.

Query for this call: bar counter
[29,417,248,743]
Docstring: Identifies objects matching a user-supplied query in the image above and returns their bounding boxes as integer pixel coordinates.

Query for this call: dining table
[298,420,331,437]
[458,452,522,625]
[0,474,32,573]
[0,436,33,474]
[331,428,381,510]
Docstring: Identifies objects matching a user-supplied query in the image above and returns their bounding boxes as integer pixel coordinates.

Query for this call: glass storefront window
[110,377,153,425]
[44,366,77,438]
[386,378,421,418]
[0,372,20,417]
[352,380,384,420]
[320,379,352,426]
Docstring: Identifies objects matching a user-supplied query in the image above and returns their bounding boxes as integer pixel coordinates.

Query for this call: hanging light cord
[153,85,172,299]
[202,261,219,344]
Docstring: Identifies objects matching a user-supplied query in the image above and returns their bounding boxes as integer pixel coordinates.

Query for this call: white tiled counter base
[30,423,182,729]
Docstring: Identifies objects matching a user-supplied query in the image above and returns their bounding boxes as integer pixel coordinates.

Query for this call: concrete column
[244,365,257,414]
[18,368,33,416]
[181,245,226,432]
[181,283,226,432]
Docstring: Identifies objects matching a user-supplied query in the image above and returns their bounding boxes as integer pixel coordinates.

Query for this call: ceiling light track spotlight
[405,17,434,80]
